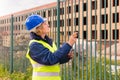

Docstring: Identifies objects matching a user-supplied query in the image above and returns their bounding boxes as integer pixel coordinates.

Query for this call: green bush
[0,64,10,79]
[10,66,32,80]
[0,64,32,80]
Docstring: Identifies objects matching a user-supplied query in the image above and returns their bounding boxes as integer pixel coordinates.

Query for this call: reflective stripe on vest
[26,39,60,80]
[32,63,44,67]
[33,72,59,76]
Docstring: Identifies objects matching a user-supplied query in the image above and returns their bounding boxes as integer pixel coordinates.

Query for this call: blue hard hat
[25,14,46,30]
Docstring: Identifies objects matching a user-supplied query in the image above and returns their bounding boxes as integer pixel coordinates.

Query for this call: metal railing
[0,0,120,80]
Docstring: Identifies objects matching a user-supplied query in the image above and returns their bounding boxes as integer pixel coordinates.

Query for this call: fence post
[57,0,60,48]
[10,15,14,73]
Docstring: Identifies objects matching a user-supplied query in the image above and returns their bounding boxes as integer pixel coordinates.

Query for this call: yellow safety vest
[26,39,61,80]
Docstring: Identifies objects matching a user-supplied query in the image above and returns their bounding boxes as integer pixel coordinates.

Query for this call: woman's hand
[67,32,78,46]
[68,50,74,58]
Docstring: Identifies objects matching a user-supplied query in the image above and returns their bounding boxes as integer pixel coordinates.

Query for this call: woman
[25,14,78,80]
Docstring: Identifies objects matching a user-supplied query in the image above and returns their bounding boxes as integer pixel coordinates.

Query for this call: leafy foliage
[0,64,32,80]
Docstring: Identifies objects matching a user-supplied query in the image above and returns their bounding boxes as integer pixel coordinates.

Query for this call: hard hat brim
[43,18,47,21]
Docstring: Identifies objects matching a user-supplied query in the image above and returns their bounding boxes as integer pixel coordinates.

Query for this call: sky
[0,0,56,16]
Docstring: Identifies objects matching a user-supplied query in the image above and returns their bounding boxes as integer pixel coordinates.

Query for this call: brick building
[0,0,120,47]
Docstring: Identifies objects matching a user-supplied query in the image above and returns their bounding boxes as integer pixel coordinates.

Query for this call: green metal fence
[0,0,120,80]
[58,0,120,80]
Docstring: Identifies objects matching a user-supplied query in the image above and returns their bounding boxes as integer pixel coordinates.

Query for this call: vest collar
[30,32,53,46]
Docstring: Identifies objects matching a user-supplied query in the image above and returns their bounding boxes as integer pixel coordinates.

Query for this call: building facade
[0,0,120,47]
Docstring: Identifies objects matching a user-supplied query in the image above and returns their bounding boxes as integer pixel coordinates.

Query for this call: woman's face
[39,22,50,34]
